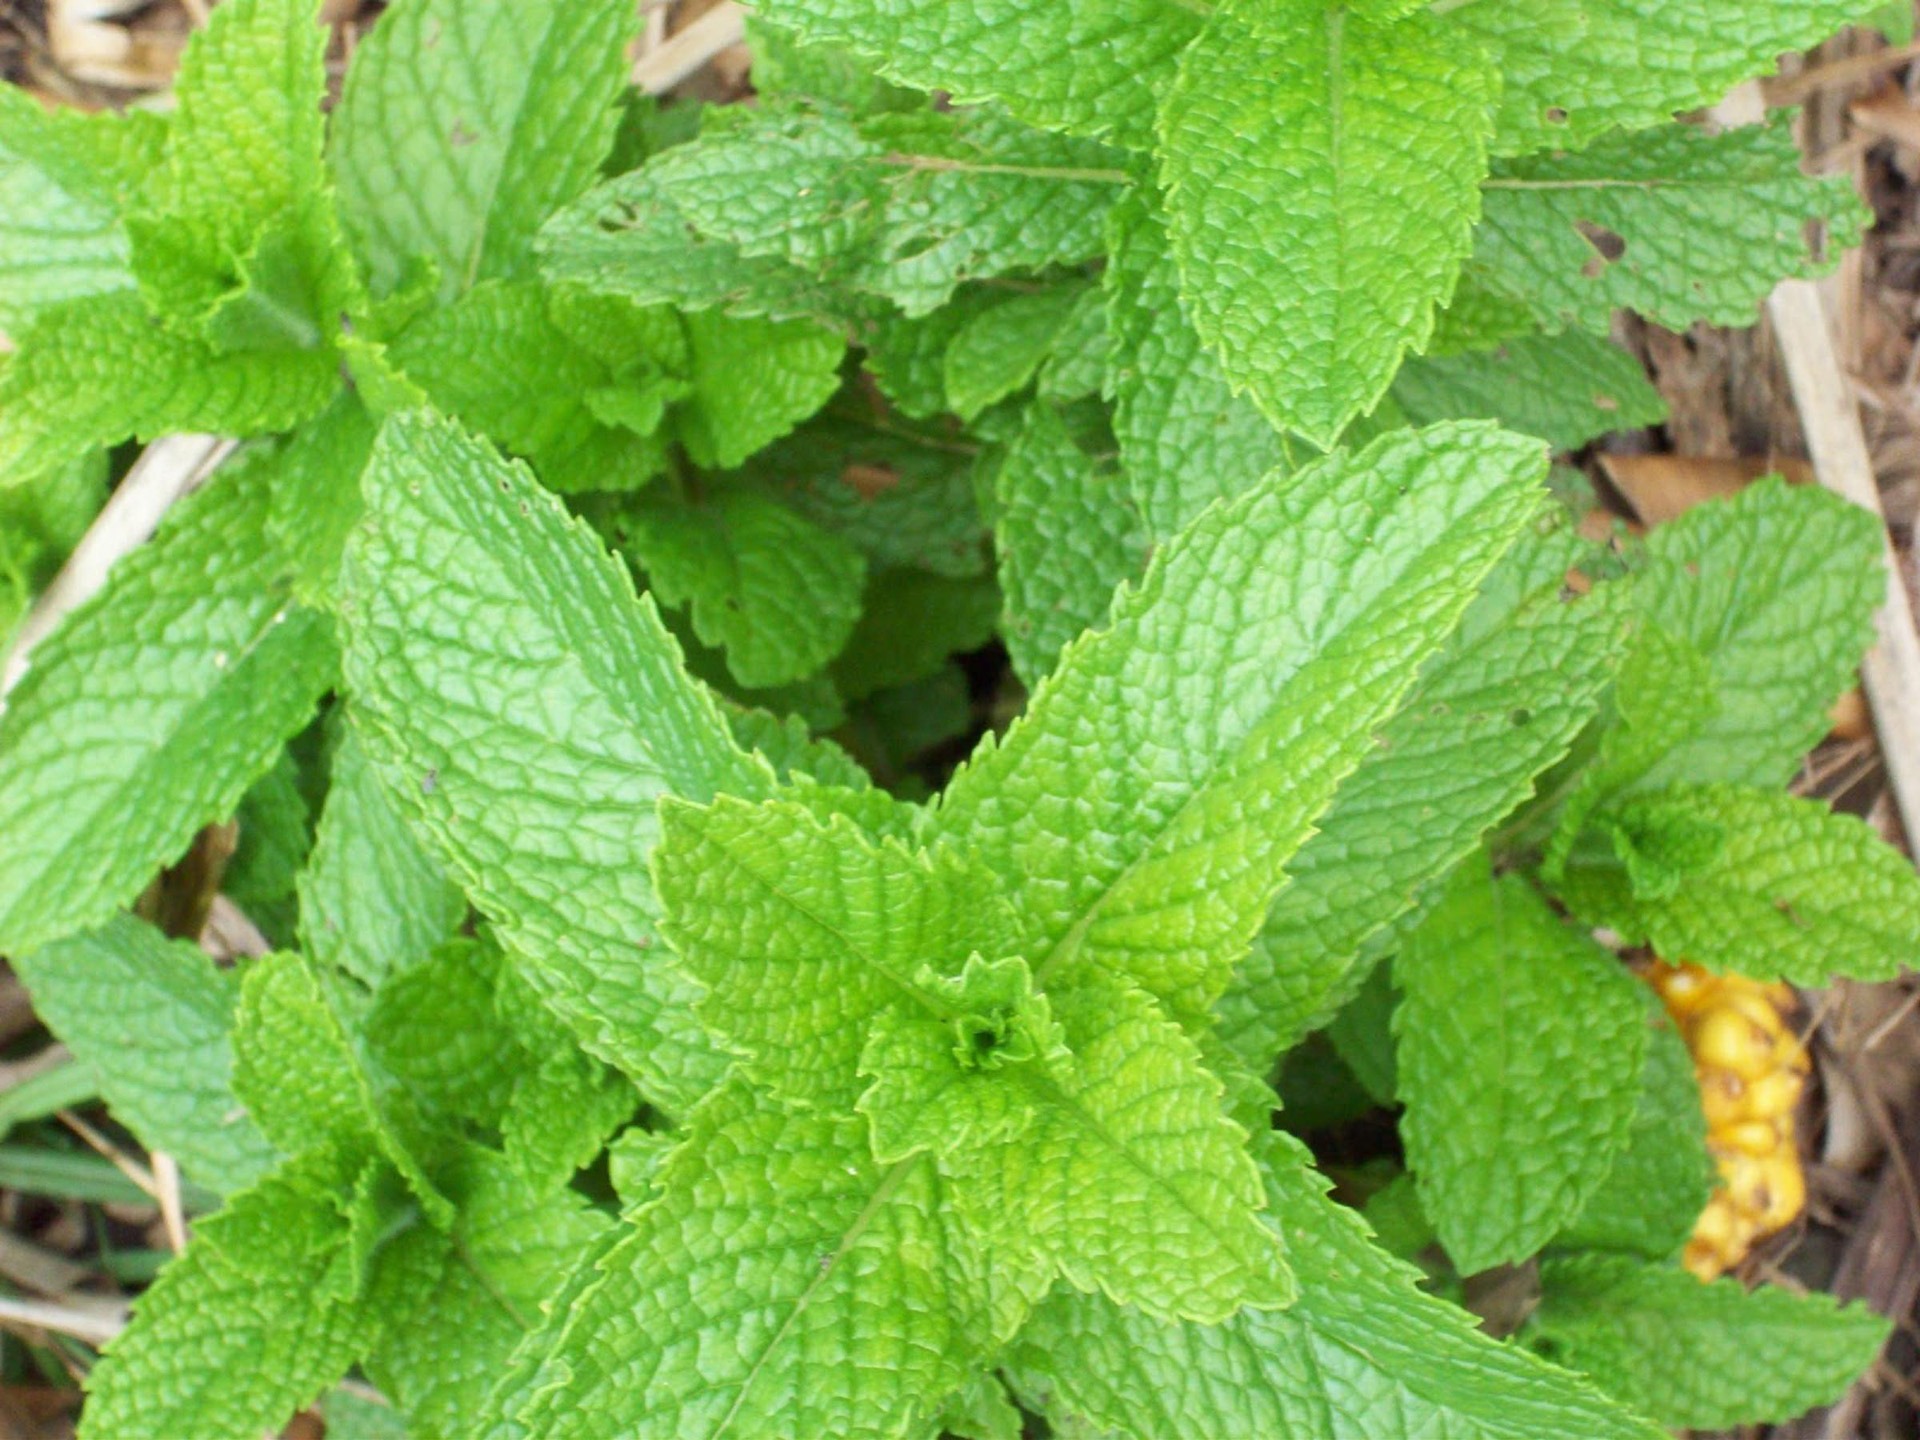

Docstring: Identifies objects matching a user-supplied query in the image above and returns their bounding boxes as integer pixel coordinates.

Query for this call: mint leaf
[1394,857,1649,1274]
[0,292,339,484]
[934,1373,1024,1440]
[339,412,775,1112]
[1103,190,1289,539]
[14,914,278,1195]
[1011,1132,1667,1440]
[752,0,1201,149]
[653,796,1014,1115]
[493,1080,1046,1440]
[617,484,866,691]
[1557,784,1920,985]
[934,423,1546,1026]
[1463,0,1881,155]
[1529,1254,1890,1430]
[297,721,466,990]
[1219,530,1626,1071]
[366,1151,612,1439]
[125,0,353,337]
[1622,477,1881,790]
[80,1152,377,1440]
[992,402,1145,685]
[676,311,847,469]
[387,279,677,494]
[1157,0,1496,445]
[945,283,1093,421]
[0,88,157,323]
[0,461,334,956]
[1386,329,1667,453]
[331,0,636,300]
[1475,122,1867,335]
[1554,999,1715,1260]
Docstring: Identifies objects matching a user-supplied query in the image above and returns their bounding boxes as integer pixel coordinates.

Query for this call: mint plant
[0,0,1911,1436]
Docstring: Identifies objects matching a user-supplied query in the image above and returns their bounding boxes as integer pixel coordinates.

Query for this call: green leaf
[933,1373,1025,1440]
[0,88,158,324]
[654,795,1014,1115]
[365,1152,612,1440]
[751,0,1201,149]
[0,462,335,956]
[1009,1132,1668,1440]
[339,412,774,1112]
[1387,329,1667,453]
[331,0,636,300]
[266,393,379,605]
[492,1080,1047,1440]
[992,403,1145,686]
[1619,477,1882,790]
[1103,190,1289,540]
[231,951,450,1223]
[1529,1254,1890,1430]
[1461,0,1880,155]
[1157,1,1496,446]
[1394,858,1648,1274]
[934,423,1546,1027]
[616,485,867,689]
[387,280,677,494]
[1218,528,1626,1072]
[1557,784,1920,985]
[14,914,278,1195]
[297,720,467,990]
[974,973,1295,1324]
[79,1152,377,1440]
[1475,122,1867,335]
[832,570,1000,702]
[0,292,339,484]
[945,283,1093,421]
[224,748,314,947]
[124,0,352,337]
[677,311,847,469]
[1554,999,1715,1260]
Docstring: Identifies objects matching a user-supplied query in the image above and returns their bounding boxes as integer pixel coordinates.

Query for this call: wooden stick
[632,1,745,94]
[0,1295,127,1346]
[0,434,233,700]
[1769,279,1920,844]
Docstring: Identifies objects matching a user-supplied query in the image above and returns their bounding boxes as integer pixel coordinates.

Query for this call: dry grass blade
[632,0,745,94]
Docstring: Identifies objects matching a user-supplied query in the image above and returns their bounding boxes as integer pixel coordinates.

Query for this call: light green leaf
[493,1080,1047,1440]
[1461,0,1880,155]
[1157,0,1496,445]
[298,720,466,990]
[676,311,846,469]
[934,423,1546,1026]
[339,412,775,1112]
[1475,122,1868,334]
[933,1373,1025,1440]
[653,795,1016,1115]
[1103,190,1289,539]
[1387,329,1667,452]
[1394,858,1648,1273]
[618,485,867,689]
[125,0,352,336]
[387,279,676,494]
[0,462,334,956]
[945,283,1093,421]
[1218,528,1625,1072]
[977,974,1295,1324]
[14,914,278,1195]
[0,291,339,484]
[1010,1132,1668,1440]
[331,0,636,300]
[751,0,1201,149]
[1554,999,1714,1260]
[79,1152,377,1440]
[0,88,158,324]
[1620,477,1881,790]
[1529,1254,1890,1430]
[1557,783,1920,985]
[366,1152,612,1440]
[991,402,1144,686]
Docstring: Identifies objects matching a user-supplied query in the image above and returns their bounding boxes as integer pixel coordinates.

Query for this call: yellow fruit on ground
[1689,1005,1783,1081]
